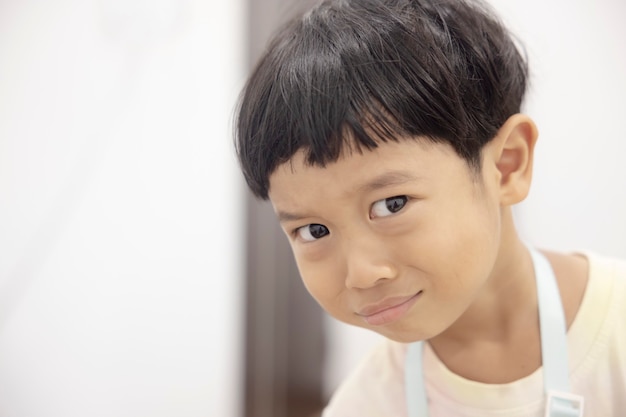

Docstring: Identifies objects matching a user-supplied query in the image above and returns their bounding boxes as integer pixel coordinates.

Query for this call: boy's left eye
[370,195,408,218]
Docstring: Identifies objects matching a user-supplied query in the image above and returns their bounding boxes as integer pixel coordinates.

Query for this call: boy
[234,0,626,415]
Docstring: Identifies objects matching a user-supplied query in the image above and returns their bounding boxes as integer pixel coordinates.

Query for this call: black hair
[235,0,528,199]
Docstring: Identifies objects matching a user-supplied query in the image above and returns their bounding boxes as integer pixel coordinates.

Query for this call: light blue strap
[530,248,584,416]
[529,248,571,394]
[405,341,427,417]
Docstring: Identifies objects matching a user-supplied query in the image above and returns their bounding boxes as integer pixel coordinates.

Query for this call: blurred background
[0,0,624,417]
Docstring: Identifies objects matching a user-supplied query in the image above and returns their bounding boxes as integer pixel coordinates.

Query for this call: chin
[372,326,433,344]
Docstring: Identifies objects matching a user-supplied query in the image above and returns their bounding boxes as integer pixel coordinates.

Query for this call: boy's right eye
[296,224,329,242]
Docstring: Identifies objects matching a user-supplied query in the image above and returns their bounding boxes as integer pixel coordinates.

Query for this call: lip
[356,291,422,326]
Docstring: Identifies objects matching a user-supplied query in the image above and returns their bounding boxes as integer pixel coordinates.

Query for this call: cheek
[293,253,346,313]
[444,204,501,291]
[403,197,500,284]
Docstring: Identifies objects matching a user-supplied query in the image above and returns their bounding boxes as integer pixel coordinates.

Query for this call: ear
[485,114,538,205]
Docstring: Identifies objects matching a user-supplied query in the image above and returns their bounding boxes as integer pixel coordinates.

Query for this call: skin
[268,114,588,383]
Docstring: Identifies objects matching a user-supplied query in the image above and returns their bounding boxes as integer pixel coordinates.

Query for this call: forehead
[268,139,464,207]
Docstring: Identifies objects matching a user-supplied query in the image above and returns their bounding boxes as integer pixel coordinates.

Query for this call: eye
[296,223,330,242]
[370,195,408,218]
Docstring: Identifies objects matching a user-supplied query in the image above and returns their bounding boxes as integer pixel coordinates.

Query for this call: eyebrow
[356,170,420,193]
[277,210,308,223]
[276,170,420,223]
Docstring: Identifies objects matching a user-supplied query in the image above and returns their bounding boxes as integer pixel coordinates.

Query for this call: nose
[343,235,398,289]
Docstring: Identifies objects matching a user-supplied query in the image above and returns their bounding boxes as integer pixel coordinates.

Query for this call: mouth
[356,291,422,326]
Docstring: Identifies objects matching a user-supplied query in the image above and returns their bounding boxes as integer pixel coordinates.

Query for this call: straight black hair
[235,0,529,199]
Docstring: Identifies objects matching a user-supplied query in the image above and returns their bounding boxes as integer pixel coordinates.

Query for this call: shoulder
[585,251,626,299]
[548,250,626,330]
[568,252,626,414]
[571,251,626,332]
[589,252,626,326]
[568,251,626,365]
[322,339,408,417]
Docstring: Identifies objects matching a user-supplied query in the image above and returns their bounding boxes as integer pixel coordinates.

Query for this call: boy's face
[268,138,503,342]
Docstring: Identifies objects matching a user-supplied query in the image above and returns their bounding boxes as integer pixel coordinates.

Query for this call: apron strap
[405,341,426,417]
[530,248,584,417]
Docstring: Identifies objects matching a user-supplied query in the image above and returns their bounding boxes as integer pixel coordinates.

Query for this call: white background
[0,0,246,416]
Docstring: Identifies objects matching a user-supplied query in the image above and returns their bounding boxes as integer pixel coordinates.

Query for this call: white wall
[323,0,626,399]
[0,1,246,416]
[493,0,626,258]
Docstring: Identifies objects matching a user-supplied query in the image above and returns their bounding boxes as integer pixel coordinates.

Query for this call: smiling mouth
[356,291,423,326]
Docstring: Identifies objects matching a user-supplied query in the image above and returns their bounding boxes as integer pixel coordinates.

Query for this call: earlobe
[491,114,538,205]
